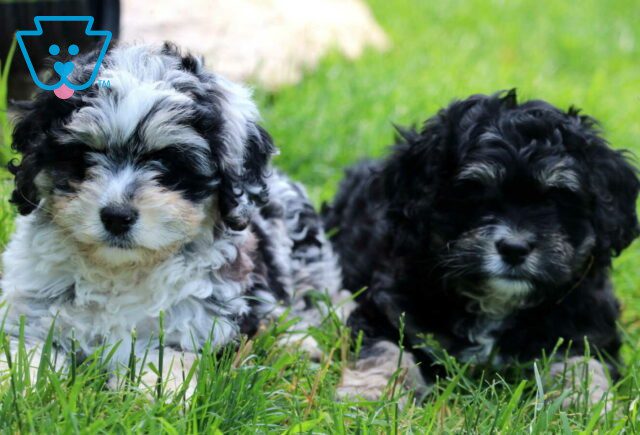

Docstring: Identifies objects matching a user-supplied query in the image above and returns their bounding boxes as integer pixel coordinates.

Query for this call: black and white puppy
[323,90,639,404]
[0,43,351,393]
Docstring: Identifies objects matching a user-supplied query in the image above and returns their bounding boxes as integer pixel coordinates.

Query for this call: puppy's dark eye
[46,143,92,185]
[144,146,208,173]
[546,186,587,206]
[144,147,175,167]
[143,146,215,201]
[452,180,490,201]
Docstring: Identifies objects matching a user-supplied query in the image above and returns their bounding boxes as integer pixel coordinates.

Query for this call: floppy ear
[167,42,277,231]
[382,124,444,223]
[7,85,81,216]
[380,113,453,256]
[218,124,276,230]
[381,94,493,252]
[563,110,640,263]
[8,99,47,215]
[7,44,105,216]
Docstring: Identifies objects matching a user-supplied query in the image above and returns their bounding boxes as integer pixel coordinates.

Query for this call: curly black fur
[323,90,639,381]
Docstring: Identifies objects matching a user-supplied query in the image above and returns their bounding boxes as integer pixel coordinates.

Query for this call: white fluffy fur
[0,44,348,395]
[1,212,250,366]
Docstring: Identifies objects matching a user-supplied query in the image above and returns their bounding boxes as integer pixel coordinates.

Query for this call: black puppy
[323,90,639,405]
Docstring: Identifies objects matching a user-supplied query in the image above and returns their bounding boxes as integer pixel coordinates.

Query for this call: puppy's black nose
[100,205,138,236]
[496,238,533,266]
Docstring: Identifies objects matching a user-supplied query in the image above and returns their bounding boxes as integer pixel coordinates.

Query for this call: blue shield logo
[16,16,112,99]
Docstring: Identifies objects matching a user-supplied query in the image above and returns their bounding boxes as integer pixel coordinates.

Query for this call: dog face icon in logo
[16,16,112,99]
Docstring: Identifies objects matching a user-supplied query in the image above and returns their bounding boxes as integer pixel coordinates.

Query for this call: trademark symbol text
[96,79,111,89]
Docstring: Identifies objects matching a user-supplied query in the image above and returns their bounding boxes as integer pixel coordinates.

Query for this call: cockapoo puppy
[0,43,351,394]
[323,90,639,406]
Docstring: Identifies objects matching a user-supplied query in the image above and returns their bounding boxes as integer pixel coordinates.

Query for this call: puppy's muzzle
[100,204,139,236]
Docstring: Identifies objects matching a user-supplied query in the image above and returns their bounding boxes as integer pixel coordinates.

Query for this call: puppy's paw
[549,356,612,413]
[278,333,324,361]
[111,350,198,400]
[146,351,198,399]
[0,358,40,385]
[337,341,428,406]
[336,367,393,402]
[332,289,358,322]
[0,338,65,385]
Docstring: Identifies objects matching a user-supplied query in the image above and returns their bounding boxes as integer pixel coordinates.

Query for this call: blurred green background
[258,0,639,204]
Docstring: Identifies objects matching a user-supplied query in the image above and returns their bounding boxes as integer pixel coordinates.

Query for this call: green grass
[1,0,640,431]
[0,37,16,168]
[0,37,16,251]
